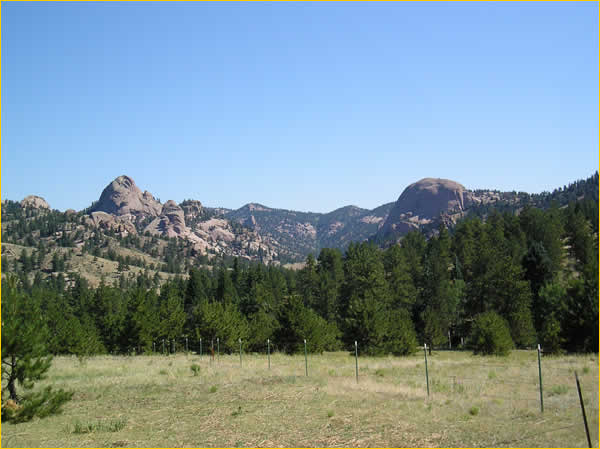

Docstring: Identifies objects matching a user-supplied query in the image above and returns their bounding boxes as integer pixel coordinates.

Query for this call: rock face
[144,200,187,239]
[379,178,474,239]
[180,200,203,220]
[92,175,162,217]
[86,211,137,235]
[20,195,50,210]
[81,174,486,262]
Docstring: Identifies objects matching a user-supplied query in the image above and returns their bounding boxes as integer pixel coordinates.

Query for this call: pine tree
[216,266,238,304]
[469,311,514,356]
[316,248,344,322]
[341,242,391,354]
[383,245,417,310]
[298,254,320,309]
[159,285,186,342]
[276,296,340,354]
[419,224,454,348]
[384,309,418,355]
[1,277,73,422]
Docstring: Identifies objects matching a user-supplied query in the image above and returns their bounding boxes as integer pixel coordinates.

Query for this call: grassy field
[1,350,598,447]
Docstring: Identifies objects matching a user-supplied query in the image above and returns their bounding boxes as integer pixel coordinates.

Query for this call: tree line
[3,200,598,359]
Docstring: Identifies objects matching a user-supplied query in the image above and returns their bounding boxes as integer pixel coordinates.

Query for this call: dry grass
[1,350,597,447]
[1,242,178,287]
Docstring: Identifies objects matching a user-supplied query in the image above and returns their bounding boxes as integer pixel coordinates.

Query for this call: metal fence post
[239,338,242,366]
[354,341,359,383]
[575,372,592,448]
[424,343,430,397]
[267,339,271,370]
[537,344,544,413]
[304,339,308,376]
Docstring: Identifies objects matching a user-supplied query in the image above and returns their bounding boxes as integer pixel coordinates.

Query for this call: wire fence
[136,340,598,447]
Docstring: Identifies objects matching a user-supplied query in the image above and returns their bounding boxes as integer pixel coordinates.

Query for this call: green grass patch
[71,418,127,434]
[549,384,569,396]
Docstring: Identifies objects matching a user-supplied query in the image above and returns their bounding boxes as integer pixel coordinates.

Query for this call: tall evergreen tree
[342,242,391,354]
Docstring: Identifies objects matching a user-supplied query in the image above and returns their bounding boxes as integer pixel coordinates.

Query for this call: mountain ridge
[6,172,598,267]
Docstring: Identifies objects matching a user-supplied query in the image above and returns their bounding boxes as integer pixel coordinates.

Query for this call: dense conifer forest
[3,177,598,357]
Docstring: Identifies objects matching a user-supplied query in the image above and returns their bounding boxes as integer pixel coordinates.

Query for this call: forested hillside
[2,176,597,356]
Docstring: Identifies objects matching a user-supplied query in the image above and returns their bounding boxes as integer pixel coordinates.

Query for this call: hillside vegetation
[1,177,597,357]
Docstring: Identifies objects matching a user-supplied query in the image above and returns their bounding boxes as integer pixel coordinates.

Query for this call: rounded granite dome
[378,178,474,238]
[92,175,162,217]
[393,178,472,218]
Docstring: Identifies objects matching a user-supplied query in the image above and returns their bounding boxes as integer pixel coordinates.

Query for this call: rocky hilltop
[80,175,397,262]
[378,178,475,239]
[2,172,595,288]
[86,176,280,263]
[91,175,162,217]
[20,195,51,210]
[9,172,589,267]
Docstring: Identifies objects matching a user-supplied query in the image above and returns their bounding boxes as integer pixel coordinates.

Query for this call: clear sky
[2,2,598,212]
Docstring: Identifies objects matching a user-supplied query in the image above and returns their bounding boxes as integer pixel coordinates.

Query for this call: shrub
[190,364,201,376]
[469,311,514,356]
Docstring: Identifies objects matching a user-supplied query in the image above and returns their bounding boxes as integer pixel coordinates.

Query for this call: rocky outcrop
[91,175,162,217]
[21,195,50,210]
[378,178,475,239]
[85,211,137,235]
[180,200,203,220]
[244,215,257,229]
[144,200,188,239]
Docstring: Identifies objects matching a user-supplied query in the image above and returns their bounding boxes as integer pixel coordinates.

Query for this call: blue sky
[2,2,598,212]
